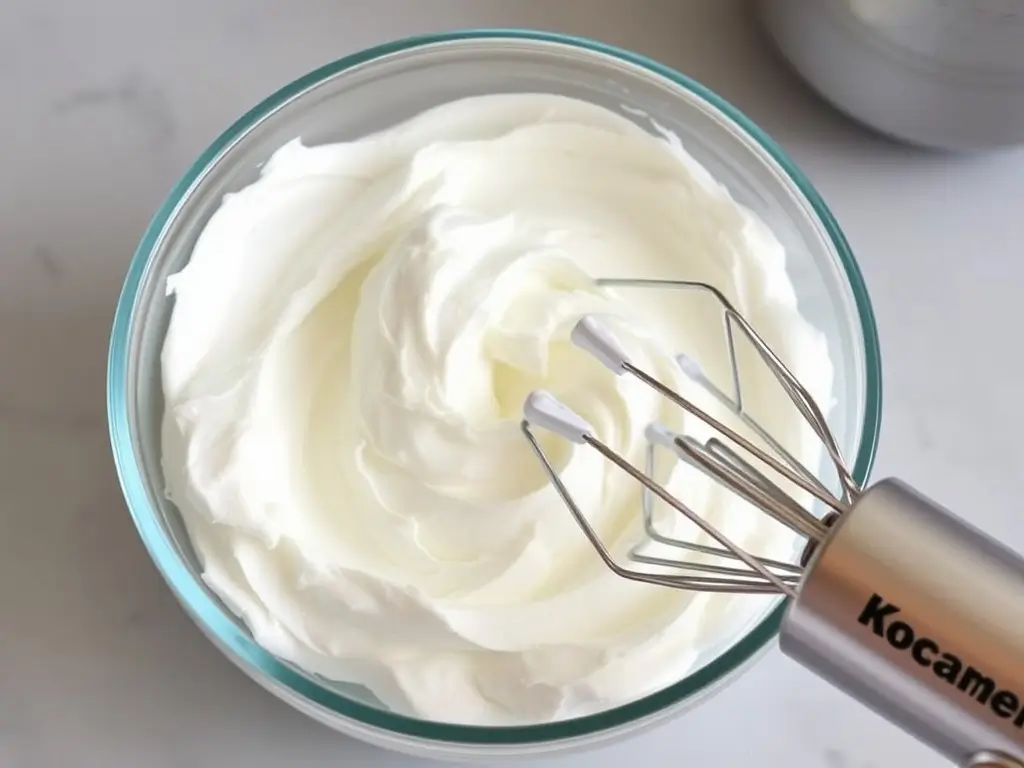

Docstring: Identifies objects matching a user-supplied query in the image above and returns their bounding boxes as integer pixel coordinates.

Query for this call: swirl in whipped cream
[161,94,833,725]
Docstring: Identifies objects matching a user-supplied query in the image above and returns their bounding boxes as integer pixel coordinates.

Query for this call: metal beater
[520,279,1024,768]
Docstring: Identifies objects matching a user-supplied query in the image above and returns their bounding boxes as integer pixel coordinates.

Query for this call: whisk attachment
[525,280,1024,765]
[521,279,861,597]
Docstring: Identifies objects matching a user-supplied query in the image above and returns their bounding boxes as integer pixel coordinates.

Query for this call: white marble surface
[2,1,1024,766]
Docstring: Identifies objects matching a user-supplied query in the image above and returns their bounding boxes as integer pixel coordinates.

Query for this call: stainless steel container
[757,0,1024,150]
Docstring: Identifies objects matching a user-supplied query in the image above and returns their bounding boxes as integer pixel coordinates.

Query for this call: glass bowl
[107,30,882,761]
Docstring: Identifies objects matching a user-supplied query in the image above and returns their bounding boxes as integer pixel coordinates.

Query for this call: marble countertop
[3,1,1024,766]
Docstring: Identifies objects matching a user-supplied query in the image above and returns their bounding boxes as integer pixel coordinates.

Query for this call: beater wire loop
[521,279,862,596]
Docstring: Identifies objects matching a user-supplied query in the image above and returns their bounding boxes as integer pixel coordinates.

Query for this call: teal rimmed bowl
[107,30,881,761]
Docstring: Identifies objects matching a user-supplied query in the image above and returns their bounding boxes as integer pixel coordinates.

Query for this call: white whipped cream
[161,94,833,725]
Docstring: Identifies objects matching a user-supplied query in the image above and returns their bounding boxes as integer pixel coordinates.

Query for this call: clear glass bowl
[107,30,882,761]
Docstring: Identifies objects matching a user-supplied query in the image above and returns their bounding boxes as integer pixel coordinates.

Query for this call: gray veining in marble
[2,1,1023,766]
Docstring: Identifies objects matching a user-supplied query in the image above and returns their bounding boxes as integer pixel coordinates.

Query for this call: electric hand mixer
[519,278,1024,768]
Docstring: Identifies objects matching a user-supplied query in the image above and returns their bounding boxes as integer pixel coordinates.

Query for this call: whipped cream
[161,94,833,725]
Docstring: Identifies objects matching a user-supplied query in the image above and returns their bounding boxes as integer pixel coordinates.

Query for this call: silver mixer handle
[779,478,1024,768]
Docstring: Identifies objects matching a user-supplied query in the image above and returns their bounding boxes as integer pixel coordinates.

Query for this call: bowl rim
[107,28,883,745]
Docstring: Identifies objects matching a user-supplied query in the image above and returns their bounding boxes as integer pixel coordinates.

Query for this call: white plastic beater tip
[676,353,706,382]
[523,391,594,444]
[644,422,680,449]
[570,315,631,374]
